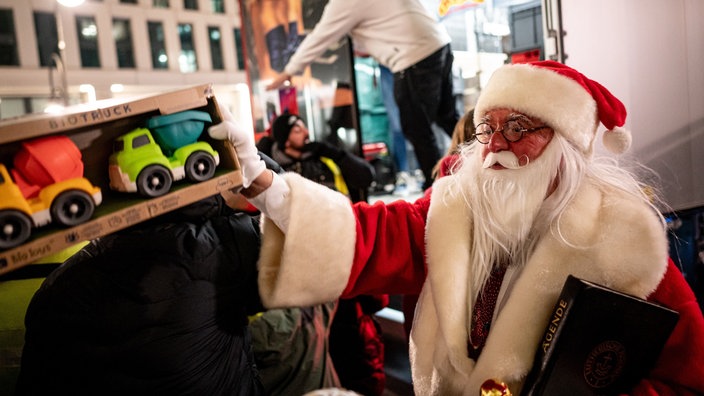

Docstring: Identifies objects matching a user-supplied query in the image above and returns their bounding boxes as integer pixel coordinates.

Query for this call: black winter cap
[271,113,302,149]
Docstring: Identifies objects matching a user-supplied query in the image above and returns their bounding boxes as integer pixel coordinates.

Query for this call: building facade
[0,0,251,121]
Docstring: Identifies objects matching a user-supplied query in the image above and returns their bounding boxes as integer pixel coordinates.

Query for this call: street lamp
[57,0,85,6]
[49,0,85,107]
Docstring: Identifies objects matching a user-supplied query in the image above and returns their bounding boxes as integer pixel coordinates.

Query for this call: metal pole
[50,53,68,106]
[48,0,84,107]
[49,3,69,106]
[542,0,567,63]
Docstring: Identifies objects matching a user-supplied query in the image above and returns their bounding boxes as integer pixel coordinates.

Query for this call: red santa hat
[473,60,631,155]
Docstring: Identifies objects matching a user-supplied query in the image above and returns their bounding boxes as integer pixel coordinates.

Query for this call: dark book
[520,275,679,396]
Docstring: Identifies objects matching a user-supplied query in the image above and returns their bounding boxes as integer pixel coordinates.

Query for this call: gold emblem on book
[583,340,626,388]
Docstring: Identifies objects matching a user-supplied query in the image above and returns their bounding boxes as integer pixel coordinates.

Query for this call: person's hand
[265,72,292,91]
[304,141,346,162]
[208,102,266,189]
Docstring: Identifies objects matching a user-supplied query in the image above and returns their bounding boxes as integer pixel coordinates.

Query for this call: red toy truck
[0,136,102,250]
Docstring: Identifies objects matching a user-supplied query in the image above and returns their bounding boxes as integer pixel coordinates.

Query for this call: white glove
[208,103,266,188]
[247,171,290,232]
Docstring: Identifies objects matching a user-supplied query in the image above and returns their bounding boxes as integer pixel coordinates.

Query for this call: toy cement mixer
[108,110,220,198]
[0,135,102,250]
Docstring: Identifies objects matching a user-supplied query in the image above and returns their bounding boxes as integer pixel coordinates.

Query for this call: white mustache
[482,151,524,169]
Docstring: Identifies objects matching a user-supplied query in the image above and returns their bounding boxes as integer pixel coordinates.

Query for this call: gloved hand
[208,102,267,189]
[304,141,346,162]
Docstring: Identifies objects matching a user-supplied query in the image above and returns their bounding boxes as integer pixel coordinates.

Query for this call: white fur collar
[411,175,668,395]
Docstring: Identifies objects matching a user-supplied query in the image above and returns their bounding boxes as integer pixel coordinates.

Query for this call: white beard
[453,138,564,278]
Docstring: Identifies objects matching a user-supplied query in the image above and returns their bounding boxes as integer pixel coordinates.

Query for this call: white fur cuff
[258,173,357,308]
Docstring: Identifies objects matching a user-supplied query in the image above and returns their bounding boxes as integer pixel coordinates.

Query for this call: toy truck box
[0,84,243,275]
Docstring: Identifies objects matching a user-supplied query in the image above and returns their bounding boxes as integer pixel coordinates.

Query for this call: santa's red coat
[257,173,704,395]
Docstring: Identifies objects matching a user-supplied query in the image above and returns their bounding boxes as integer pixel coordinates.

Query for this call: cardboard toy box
[0,84,243,275]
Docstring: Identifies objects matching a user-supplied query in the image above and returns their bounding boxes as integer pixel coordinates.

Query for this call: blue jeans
[394,44,458,189]
[379,65,408,173]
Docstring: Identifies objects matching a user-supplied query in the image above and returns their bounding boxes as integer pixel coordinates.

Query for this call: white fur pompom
[602,126,632,154]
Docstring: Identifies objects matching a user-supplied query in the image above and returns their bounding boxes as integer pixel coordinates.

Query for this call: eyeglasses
[473,120,550,144]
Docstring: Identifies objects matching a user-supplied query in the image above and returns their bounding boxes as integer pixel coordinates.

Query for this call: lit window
[178,23,197,72]
[76,16,100,67]
[33,12,57,67]
[233,28,244,70]
[113,18,135,68]
[211,0,224,13]
[184,0,197,10]
[148,21,168,69]
[0,8,19,66]
[208,26,223,70]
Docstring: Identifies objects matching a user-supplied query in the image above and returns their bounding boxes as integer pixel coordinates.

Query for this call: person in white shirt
[266,0,459,190]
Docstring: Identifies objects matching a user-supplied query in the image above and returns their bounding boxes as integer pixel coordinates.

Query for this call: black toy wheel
[0,210,33,249]
[50,190,95,227]
[137,165,173,198]
[185,151,217,182]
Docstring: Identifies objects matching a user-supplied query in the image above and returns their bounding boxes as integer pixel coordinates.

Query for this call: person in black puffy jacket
[263,111,374,203]
[16,193,265,396]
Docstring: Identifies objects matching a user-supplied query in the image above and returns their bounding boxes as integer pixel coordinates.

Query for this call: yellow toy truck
[0,136,102,250]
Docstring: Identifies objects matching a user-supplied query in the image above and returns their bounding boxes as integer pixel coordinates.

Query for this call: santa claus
[210,61,704,395]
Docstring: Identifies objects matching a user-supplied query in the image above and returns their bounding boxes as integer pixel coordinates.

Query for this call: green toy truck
[108,110,220,198]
